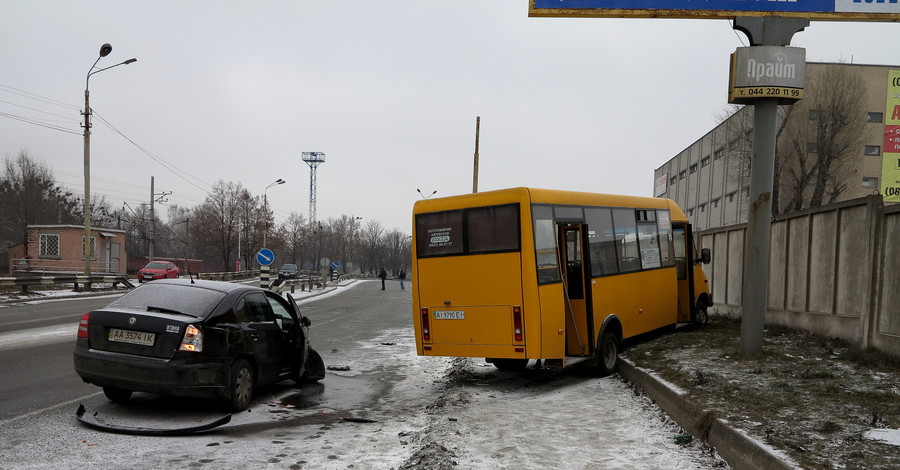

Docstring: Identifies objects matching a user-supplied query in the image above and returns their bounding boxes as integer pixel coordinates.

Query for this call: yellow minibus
[411,187,710,373]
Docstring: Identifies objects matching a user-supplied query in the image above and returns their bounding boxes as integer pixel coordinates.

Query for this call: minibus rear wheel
[596,331,619,376]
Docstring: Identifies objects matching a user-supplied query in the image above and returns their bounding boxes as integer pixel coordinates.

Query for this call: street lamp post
[262,178,285,249]
[83,43,136,286]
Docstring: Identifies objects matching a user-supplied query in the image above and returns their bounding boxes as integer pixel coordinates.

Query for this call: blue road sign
[256,248,275,266]
[330,261,341,270]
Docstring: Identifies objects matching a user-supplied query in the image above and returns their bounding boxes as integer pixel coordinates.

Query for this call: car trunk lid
[86,308,199,359]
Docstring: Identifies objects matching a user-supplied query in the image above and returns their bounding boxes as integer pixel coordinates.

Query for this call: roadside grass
[623,316,900,470]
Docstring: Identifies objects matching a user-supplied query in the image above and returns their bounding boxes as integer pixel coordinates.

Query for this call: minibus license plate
[109,328,155,346]
[434,310,464,320]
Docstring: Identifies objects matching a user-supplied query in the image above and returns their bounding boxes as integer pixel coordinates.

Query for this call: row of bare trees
[0,154,411,275]
[718,65,870,217]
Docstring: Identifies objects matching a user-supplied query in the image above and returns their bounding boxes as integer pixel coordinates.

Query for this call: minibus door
[558,224,593,357]
[672,223,695,324]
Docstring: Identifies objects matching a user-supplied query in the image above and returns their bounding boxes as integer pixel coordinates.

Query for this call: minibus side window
[532,204,561,284]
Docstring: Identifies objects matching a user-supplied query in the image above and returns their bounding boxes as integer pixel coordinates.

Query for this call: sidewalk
[619,317,900,470]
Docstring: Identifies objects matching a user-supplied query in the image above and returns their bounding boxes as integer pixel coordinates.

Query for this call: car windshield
[145,262,169,269]
[108,283,227,318]
[281,264,297,271]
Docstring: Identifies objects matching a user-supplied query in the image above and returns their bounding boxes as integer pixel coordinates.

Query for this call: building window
[699,203,706,213]
[727,192,735,203]
[687,209,694,217]
[82,236,97,260]
[864,145,881,156]
[670,177,677,187]
[679,170,686,180]
[867,112,883,123]
[712,198,720,208]
[689,164,698,174]
[862,177,879,189]
[701,156,710,167]
[39,233,60,258]
[714,148,725,159]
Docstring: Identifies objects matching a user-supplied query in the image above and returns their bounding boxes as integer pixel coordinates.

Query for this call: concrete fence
[699,194,900,356]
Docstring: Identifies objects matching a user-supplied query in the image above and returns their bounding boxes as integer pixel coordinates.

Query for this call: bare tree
[359,219,385,275]
[278,211,306,266]
[192,180,246,271]
[778,65,867,212]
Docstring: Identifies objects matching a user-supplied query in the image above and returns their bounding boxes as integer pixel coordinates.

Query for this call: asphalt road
[0,296,115,420]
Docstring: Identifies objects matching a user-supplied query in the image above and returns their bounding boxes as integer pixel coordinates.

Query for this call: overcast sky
[2,1,897,233]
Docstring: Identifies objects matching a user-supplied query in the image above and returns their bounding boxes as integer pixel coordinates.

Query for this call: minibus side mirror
[699,248,711,265]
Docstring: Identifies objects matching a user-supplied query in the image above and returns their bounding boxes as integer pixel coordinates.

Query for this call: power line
[0,111,81,135]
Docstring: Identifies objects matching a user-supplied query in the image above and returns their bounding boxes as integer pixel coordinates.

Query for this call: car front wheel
[228,359,254,411]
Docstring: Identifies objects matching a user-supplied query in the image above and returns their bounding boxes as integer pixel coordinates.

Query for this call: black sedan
[73,279,325,411]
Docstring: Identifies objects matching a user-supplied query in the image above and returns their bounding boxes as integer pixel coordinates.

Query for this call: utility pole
[149,176,171,262]
[473,116,480,193]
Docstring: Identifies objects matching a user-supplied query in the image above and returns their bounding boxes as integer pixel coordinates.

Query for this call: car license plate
[434,310,464,320]
[108,328,156,346]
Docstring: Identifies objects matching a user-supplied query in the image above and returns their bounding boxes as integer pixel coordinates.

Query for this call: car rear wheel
[103,386,133,402]
[228,359,254,411]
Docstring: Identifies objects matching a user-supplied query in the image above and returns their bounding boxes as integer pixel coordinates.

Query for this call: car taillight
[513,305,523,342]
[78,313,90,339]
[179,324,203,352]
[420,307,431,341]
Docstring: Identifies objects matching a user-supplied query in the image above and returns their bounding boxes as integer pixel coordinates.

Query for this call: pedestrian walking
[379,268,387,290]
[399,269,406,290]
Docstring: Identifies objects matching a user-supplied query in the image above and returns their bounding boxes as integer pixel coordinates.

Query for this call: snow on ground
[0,279,728,469]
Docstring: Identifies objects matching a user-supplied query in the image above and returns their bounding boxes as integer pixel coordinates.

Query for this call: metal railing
[0,274,134,294]
[10,258,123,276]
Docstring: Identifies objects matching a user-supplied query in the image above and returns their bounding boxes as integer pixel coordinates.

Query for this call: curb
[618,358,800,470]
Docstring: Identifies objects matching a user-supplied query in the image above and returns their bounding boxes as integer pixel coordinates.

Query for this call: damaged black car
[73,278,325,411]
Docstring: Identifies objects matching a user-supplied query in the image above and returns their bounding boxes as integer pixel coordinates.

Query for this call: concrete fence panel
[809,211,838,314]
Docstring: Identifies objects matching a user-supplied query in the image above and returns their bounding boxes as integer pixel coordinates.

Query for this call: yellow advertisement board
[883,70,900,203]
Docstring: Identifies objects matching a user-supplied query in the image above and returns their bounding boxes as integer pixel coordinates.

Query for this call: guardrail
[268,275,327,294]
[196,270,260,281]
[0,274,135,294]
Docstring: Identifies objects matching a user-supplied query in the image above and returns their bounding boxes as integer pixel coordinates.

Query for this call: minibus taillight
[78,313,90,339]
[513,306,523,342]
[420,307,431,341]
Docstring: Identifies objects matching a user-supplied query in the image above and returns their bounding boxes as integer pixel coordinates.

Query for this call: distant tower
[301,152,326,224]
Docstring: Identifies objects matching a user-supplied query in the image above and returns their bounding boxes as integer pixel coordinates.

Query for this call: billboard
[883,70,900,203]
[729,46,806,104]
[529,0,900,21]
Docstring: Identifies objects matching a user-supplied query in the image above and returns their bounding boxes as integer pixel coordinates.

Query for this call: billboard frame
[528,0,900,22]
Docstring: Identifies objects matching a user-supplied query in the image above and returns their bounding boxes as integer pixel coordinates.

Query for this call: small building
[6,225,127,275]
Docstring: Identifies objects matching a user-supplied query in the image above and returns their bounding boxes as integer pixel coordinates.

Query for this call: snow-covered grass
[623,317,900,470]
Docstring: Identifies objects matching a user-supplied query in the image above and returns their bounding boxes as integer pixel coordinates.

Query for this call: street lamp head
[124,58,137,65]
[99,43,113,57]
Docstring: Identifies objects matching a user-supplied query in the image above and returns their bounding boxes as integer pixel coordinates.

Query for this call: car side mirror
[302,317,311,327]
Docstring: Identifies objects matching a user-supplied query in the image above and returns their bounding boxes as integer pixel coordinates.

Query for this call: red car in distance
[138,261,180,282]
